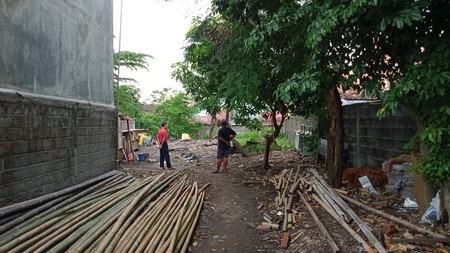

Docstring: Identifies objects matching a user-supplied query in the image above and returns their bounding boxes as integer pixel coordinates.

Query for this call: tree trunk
[208,114,217,139]
[412,120,436,214]
[231,139,248,157]
[326,87,344,188]
[262,112,285,170]
[263,135,274,170]
[443,183,450,232]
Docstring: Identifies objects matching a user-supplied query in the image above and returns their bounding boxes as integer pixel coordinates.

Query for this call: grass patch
[235,131,295,154]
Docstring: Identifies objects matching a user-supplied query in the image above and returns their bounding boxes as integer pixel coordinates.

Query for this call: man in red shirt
[157,122,173,169]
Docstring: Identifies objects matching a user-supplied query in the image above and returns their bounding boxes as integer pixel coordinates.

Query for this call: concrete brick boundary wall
[343,102,417,168]
[0,92,117,207]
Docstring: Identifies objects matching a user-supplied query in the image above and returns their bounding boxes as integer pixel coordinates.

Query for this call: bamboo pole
[63,181,146,252]
[0,217,62,253]
[167,202,189,253]
[0,170,119,219]
[144,187,191,253]
[160,184,197,253]
[65,206,124,253]
[0,173,123,235]
[135,183,189,253]
[97,173,167,253]
[72,183,149,253]
[311,178,349,222]
[310,168,387,253]
[1,178,144,252]
[0,175,132,246]
[311,193,376,253]
[22,185,140,253]
[105,173,179,252]
[115,178,186,253]
[48,194,133,253]
[0,193,73,235]
[51,179,141,253]
[180,191,205,253]
[338,193,446,239]
[175,188,205,252]
[120,180,187,253]
[113,176,185,253]
[299,191,340,252]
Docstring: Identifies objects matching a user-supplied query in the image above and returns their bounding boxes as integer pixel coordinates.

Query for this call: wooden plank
[299,191,340,253]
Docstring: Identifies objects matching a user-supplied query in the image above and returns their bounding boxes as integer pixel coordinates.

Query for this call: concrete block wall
[0,93,117,206]
[0,0,115,207]
[343,102,417,168]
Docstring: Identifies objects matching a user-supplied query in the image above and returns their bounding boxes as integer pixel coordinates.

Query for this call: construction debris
[256,166,449,252]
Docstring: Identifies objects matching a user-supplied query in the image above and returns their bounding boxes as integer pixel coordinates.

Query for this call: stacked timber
[0,170,207,253]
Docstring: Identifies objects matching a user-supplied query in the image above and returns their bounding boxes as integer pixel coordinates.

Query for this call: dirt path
[120,139,355,252]
[120,140,280,252]
[119,139,449,253]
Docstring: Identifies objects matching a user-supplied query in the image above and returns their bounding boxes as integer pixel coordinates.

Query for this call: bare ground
[119,139,449,253]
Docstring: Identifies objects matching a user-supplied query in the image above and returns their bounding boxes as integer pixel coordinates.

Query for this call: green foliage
[304,127,320,156]
[115,84,143,119]
[112,51,202,140]
[114,51,152,85]
[373,1,450,185]
[209,0,450,185]
[235,130,294,154]
[235,131,262,147]
[274,133,295,151]
[150,91,203,139]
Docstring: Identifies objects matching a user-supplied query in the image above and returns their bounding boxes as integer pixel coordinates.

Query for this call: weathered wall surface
[0,0,115,206]
[0,1,113,104]
[343,102,417,168]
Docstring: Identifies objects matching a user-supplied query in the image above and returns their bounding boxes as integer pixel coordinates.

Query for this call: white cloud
[113,0,210,101]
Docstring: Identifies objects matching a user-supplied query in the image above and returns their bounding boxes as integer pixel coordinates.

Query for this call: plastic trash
[394,179,404,193]
[403,197,418,210]
[359,175,380,198]
[420,190,442,224]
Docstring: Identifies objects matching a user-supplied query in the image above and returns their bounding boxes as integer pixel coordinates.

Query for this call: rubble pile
[255,167,449,252]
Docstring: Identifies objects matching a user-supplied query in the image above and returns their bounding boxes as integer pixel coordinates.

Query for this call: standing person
[157,121,173,169]
[214,119,236,173]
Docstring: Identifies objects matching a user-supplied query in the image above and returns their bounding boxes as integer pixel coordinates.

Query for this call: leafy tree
[114,51,152,85]
[115,84,143,120]
[211,0,449,191]
[150,90,203,140]
[178,6,324,169]
[172,17,227,138]
[113,50,152,118]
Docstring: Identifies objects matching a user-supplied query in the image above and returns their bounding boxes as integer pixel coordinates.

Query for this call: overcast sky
[113,0,210,101]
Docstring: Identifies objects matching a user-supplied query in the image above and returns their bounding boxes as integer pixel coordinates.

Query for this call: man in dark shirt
[214,119,237,173]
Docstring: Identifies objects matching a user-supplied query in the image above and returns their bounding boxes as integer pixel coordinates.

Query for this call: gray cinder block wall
[343,102,417,168]
[0,0,116,206]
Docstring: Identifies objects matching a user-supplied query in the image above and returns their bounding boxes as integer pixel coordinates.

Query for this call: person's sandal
[212,170,220,173]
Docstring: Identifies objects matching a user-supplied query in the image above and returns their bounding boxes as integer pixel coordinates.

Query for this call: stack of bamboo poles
[267,168,304,249]
[0,170,207,253]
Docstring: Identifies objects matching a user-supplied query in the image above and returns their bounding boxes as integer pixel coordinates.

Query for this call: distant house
[194,111,231,125]
[142,103,155,112]
[194,110,283,126]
